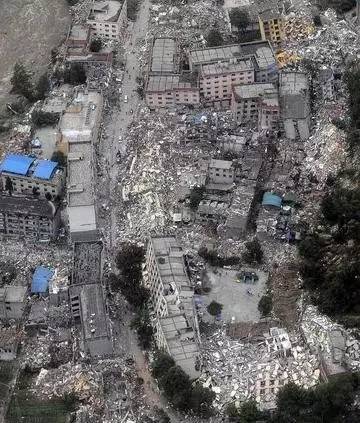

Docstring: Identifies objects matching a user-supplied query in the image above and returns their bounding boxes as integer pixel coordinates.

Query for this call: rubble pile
[201,327,320,409]
[284,15,315,42]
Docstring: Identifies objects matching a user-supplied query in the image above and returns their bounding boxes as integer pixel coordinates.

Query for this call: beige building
[143,236,200,378]
[199,59,254,107]
[146,75,199,109]
[87,0,127,40]
[0,154,65,200]
[257,0,284,45]
[231,82,279,129]
[207,159,240,184]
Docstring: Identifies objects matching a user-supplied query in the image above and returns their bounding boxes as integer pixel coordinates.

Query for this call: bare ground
[0,0,71,112]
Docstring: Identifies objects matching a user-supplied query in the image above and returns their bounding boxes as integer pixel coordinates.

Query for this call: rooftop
[279,72,310,119]
[233,82,276,99]
[80,284,110,340]
[189,44,241,67]
[68,205,98,242]
[69,24,90,41]
[0,154,59,181]
[0,195,57,218]
[209,159,233,170]
[151,38,177,73]
[201,58,254,76]
[0,285,27,303]
[0,327,19,348]
[31,266,54,294]
[88,0,123,22]
[146,75,196,92]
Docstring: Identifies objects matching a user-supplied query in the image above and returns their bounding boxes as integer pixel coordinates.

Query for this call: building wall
[208,164,235,184]
[258,103,280,131]
[1,172,65,199]
[199,69,254,101]
[0,346,16,361]
[231,94,260,124]
[259,17,284,44]
[283,118,310,141]
[146,89,199,109]
[0,300,26,321]
[0,208,59,240]
[88,0,127,40]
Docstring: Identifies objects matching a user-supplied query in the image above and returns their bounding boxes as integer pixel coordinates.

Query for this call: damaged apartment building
[143,236,200,379]
[145,38,200,109]
[87,0,128,40]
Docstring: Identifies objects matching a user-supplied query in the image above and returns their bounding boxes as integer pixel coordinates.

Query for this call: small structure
[0,154,64,199]
[262,192,282,208]
[0,285,27,321]
[87,0,128,40]
[31,266,54,296]
[207,159,240,185]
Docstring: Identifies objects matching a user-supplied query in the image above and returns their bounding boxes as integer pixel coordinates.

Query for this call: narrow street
[97,2,182,421]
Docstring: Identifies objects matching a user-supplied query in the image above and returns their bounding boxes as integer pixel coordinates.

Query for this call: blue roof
[262,192,282,208]
[31,266,54,294]
[33,160,58,180]
[1,154,35,176]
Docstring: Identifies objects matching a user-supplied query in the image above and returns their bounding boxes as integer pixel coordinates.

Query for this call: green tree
[159,366,190,400]
[207,300,223,319]
[188,384,215,417]
[90,38,102,52]
[189,186,205,210]
[242,238,263,264]
[64,64,86,85]
[5,177,13,196]
[229,8,250,32]
[130,306,153,349]
[10,62,34,100]
[206,29,224,47]
[258,295,272,317]
[36,73,50,100]
[51,151,67,167]
[32,111,60,127]
[151,352,175,379]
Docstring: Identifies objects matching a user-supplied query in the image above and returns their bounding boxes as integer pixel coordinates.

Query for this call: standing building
[0,195,60,241]
[143,236,200,378]
[207,159,240,184]
[0,285,27,321]
[59,90,103,242]
[87,0,127,40]
[257,0,284,45]
[231,82,279,130]
[0,154,64,199]
[145,38,200,109]
[279,72,310,140]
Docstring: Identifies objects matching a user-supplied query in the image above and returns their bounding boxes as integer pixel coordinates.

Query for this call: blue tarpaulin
[33,160,58,180]
[0,154,35,176]
[31,266,54,294]
[262,192,282,208]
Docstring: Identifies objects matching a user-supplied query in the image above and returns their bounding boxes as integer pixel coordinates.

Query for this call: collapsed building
[0,285,27,321]
[279,71,310,141]
[59,89,103,243]
[143,236,200,378]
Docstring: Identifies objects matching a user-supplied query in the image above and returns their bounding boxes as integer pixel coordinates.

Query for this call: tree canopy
[229,8,250,31]
[10,62,34,101]
[206,29,224,47]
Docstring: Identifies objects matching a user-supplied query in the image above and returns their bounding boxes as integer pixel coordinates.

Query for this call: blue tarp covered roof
[262,192,282,208]
[33,160,58,180]
[1,154,35,176]
[31,266,54,294]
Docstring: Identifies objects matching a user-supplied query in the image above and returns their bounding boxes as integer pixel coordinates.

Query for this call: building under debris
[144,236,200,378]
[0,195,60,241]
[279,71,310,140]
[0,154,65,199]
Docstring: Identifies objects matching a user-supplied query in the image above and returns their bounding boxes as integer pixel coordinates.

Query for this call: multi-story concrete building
[0,285,27,321]
[0,195,60,240]
[279,72,310,141]
[199,59,254,108]
[59,90,103,242]
[87,0,127,40]
[0,154,64,200]
[207,159,240,184]
[145,38,200,109]
[146,75,200,109]
[143,236,200,378]
[257,0,284,45]
[0,327,19,361]
[231,82,278,129]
